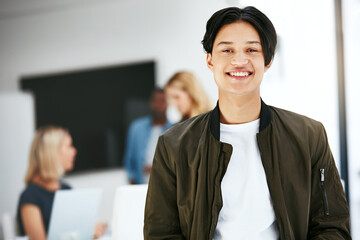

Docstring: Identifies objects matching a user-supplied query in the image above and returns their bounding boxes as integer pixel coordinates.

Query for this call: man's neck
[218,93,261,124]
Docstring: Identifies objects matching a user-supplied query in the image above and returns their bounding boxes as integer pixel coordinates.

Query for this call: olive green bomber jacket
[144,101,351,239]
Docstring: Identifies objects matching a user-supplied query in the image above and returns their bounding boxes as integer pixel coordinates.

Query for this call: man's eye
[222,49,231,53]
[248,49,258,53]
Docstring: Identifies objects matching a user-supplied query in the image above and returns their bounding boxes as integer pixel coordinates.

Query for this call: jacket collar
[210,99,271,140]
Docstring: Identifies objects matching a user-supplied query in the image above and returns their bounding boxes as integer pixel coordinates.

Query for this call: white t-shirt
[144,125,163,183]
[213,119,279,240]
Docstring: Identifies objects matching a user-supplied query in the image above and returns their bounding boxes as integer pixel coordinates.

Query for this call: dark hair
[150,87,165,100]
[152,87,164,94]
[202,6,277,66]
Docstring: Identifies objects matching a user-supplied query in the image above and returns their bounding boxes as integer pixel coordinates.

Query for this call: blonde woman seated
[165,71,213,121]
[16,126,106,240]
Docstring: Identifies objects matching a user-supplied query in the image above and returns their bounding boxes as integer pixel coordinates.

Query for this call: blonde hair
[25,126,69,184]
[165,71,213,117]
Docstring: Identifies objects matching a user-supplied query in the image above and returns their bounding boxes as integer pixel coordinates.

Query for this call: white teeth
[230,72,249,77]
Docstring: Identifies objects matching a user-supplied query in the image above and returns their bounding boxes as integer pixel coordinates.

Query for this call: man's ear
[206,53,214,71]
[264,60,272,72]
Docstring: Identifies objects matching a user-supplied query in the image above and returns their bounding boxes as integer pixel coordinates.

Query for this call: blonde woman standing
[16,126,105,240]
[165,71,213,121]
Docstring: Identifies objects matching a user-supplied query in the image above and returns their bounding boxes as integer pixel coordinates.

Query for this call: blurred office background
[0,0,359,238]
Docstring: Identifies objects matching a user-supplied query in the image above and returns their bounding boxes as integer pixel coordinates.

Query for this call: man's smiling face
[206,21,270,99]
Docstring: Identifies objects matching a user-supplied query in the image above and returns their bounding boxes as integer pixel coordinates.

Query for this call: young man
[144,6,351,239]
[123,88,172,184]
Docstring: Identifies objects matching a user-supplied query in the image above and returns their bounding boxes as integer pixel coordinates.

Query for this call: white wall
[0,93,34,232]
[0,0,347,234]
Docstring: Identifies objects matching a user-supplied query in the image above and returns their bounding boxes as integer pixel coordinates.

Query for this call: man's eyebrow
[247,41,261,45]
[216,41,233,47]
[215,40,261,47]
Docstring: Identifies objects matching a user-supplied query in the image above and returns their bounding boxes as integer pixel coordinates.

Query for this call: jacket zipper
[320,168,330,216]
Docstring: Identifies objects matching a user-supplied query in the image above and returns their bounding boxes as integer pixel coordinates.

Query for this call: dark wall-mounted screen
[20,61,155,173]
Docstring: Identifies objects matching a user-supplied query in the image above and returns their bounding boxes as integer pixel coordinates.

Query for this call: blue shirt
[16,182,71,236]
[123,116,172,184]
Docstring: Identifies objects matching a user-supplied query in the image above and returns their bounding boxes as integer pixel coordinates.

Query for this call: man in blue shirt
[124,88,172,184]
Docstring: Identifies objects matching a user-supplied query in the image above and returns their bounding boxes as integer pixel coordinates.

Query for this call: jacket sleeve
[143,135,185,240]
[308,123,351,239]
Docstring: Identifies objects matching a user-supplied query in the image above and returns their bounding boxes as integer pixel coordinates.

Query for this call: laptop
[47,188,102,240]
[111,184,148,240]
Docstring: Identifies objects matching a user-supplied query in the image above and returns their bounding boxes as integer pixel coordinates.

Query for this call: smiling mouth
[227,71,253,77]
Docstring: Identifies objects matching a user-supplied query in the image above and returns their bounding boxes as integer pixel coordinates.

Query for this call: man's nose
[231,52,249,66]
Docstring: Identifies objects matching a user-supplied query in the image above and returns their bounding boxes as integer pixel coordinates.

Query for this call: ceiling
[0,0,111,19]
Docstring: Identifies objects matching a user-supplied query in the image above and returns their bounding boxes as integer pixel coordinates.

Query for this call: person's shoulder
[21,183,44,195]
[129,116,152,128]
[269,105,324,130]
[19,183,44,205]
[270,106,320,122]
